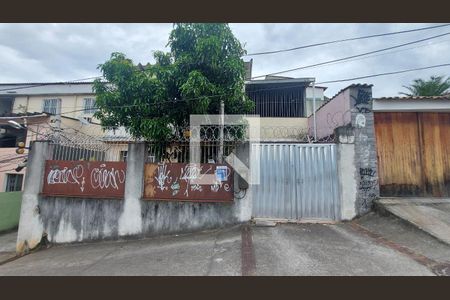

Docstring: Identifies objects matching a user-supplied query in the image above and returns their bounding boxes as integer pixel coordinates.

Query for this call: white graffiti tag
[47,165,85,191]
[155,163,172,191]
[90,164,126,190]
[180,163,211,196]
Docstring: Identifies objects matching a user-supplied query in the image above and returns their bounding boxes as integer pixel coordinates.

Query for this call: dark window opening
[246,84,306,117]
[0,126,26,148]
[6,173,23,192]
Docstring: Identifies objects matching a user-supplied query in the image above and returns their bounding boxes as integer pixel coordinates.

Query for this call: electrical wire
[0,76,104,92]
[251,31,450,79]
[316,63,450,85]
[244,23,450,56]
[53,61,450,116]
[287,38,450,72]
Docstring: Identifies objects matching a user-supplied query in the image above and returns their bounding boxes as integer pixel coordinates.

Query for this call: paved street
[0,213,449,276]
[0,230,17,264]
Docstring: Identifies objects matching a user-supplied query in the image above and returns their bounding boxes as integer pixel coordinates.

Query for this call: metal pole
[55,98,62,141]
[312,80,317,141]
[218,100,224,163]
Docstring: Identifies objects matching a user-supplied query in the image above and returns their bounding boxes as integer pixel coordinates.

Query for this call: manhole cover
[431,263,450,276]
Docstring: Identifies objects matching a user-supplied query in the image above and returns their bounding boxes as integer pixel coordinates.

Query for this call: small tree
[93,23,253,141]
[400,75,450,96]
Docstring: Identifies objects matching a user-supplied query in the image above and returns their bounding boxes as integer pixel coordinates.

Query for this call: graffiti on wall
[351,88,372,114]
[144,163,233,202]
[43,160,126,198]
[359,167,378,209]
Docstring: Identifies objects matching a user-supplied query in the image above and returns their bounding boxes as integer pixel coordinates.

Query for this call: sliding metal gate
[252,143,340,221]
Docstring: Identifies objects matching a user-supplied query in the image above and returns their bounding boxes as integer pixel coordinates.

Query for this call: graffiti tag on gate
[43,160,126,198]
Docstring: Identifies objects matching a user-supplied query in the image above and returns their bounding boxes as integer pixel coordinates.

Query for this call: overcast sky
[0,23,449,98]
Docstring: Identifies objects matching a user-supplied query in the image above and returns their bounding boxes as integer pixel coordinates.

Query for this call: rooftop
[0,82,96,96]
[374,95,450,101]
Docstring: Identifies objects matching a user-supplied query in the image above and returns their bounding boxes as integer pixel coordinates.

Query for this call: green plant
[93,23,254,142]
[400,75,450,96]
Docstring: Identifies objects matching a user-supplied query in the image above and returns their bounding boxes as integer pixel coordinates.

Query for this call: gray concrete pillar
[232,142,252,222]
[335,128,357,220]
[118,142,146,236]
[348,85,380,215]
[16,141,50,254]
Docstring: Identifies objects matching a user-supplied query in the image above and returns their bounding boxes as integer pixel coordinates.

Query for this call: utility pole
[54,98,62,140]
[218,100,224,163]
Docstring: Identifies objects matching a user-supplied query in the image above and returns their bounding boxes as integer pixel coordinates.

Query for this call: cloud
[0,23,449,97]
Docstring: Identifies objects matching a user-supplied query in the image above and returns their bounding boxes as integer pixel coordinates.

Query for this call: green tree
[93,23,253,141]
[400,75,450,96]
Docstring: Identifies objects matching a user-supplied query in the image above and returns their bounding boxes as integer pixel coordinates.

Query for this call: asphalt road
[0,213,448,276]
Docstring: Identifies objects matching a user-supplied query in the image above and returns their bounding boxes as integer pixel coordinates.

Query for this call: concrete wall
[258,117,308,141]
[336,142,357,220]
[12,94,103,139]
[13,94,98,121]
[307,89,351,138]
[333,85,380,217]
[16,141,252,252]
[0,191,22,232]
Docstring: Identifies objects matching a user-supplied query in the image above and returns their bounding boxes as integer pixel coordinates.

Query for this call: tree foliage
[93,23,253,141]
[400,75,450,96]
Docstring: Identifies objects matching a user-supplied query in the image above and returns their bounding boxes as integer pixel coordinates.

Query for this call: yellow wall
[247,117,308,141]
[12,94,103,137]
[13,94,99,122]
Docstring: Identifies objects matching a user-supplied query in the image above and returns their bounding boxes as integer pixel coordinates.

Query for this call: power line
[244,63,450,93]
[292,38,450,71]
[55,62,450,116]
[316,63,450,85]
[251,31,450,79]
[244,23,450,56]
[0,76,104,92]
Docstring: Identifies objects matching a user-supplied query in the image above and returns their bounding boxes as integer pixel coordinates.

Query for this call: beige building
[0,82,107,192]
[245,76,326,141]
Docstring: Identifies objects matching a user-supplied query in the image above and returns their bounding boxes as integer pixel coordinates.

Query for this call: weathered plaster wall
[17,142,252,251]
[333,85,380,217]
[308,89,351,138]
[348,86,379,215]
[336,141,357,220]
[16,141,49,253]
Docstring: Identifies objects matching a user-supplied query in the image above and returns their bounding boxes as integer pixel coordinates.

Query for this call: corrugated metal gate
[252,143,340,221]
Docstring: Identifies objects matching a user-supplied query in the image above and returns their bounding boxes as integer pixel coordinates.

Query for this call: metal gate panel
[252,143,340,221]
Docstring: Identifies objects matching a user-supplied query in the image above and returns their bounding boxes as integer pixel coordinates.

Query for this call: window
[119,151,128,162]
[42,98,60,115]
[83,98,97,114]
[5,174,23,192]
[246,84,306,117]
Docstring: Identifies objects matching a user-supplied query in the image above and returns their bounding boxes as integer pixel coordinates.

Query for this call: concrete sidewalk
[376,198,450,245]
[0,230,17,264]
[0,215,445,276]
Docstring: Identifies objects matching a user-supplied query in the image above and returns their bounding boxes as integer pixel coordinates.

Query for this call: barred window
[83,98,97,114]
[246,85,306,118]
[42,98,60,115]
[5,174,23,192]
